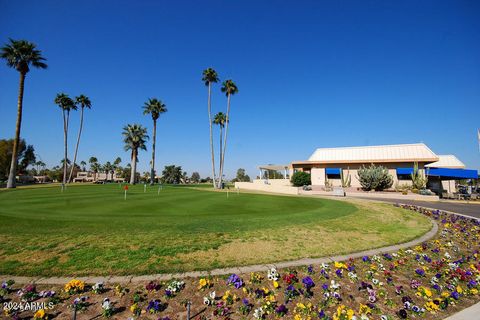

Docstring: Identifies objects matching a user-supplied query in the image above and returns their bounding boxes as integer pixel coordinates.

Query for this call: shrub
[357,164,393,191]
[411,162,428,190]
[291,171,311,187]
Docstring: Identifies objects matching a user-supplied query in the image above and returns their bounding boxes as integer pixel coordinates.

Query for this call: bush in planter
[357,164,394,191]
[291,171,311,187]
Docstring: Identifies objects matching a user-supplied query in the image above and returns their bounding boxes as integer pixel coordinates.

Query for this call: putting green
[0,184,431,276]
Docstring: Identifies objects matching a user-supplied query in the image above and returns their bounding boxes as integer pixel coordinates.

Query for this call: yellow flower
[358,303,371,315]
[34,309,45,319]
[273,281,279,288]
[297,302,306,309]
[198,278,211,289]
[470,288,479,295]
[65,279,85,293]
[457,285,463,294]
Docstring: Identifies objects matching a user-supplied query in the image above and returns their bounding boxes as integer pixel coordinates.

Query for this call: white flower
[444,252,451,259]
[267,267,279,281]
[209,291,216,299]
[203,297,210,305]
[253,307,264,319]
[372,278,379,285]
[380,315,389,320]
[102,298,111,310]
[330,280,340,289]
[348,272,358,281]
[321,262,329,269]
[360,315,370,320]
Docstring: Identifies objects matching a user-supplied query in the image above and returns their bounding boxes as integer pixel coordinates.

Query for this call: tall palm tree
[202,68,220,188]
[89,156,98,181]
[213,112,227,184]
[142,98,167,185]
[218,79,239,188]
[68,94,91,183]
[1,39,47,188]
[54,93,76,188]
[122,124,149,184]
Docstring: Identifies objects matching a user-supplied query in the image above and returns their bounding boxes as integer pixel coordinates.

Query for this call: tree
[103,161,114,181]
[143,98,167,185]
[0,138,30,180]
[291,171,311,187]
[218,79,239,188]
[54,93,76,187]
[234,168,250,182]
[191,172,201,183]
[213,112,227,185]
[202,68,220,188]
[1,39,47,188]
[113,157,122,178]
[89,156,99,181]
[161,165,183,184]
[18,145,36,173]
[80,161,87,171]
[68,94,92,183]
[122,124,149,184]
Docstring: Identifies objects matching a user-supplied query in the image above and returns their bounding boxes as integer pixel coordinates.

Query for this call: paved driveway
[356,197,480,219]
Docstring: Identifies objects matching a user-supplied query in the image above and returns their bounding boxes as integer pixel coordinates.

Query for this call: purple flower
[275,304,288,315]
[322,283,328,291]
[335,269,342,277]
[226,274,243,289]
[302,276,315,289]
[147,299,165,313]
[451,291,460,300]
[307,265,314,274]
[415,268,425,276]
[318,310,326,319]
[398,309,407,319]
[362,256,370,262]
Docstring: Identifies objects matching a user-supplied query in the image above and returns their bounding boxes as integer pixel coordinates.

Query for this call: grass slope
[0,184,431,276]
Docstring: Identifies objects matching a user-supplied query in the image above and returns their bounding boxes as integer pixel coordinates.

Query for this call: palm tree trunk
[68,106,84,183]
[208,83,217,188]
[150,119,156,185]
[7,72,26,188]
[219,93,231,188]
[62,109,69,186]
[130,150,137,184]
[219,126,223,187]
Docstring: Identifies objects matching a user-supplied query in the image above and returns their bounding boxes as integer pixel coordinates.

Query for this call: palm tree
[142,98,167,185]
[113,157,122,179]
[122,124,149,184]
[213,112,227,185]
[218,79,239,188]
[55,93,76,188]
[202,68,220,188]
[103,161,114,182]
[68,94,91,183]
[89,156,98,181]
[80,161,87,171]
[1,39,47,188]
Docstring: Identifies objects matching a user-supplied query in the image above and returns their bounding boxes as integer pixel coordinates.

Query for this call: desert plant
[340,168,351,188]
[291,171,311,187]
[357,164,393,191]
[411,162,428,190]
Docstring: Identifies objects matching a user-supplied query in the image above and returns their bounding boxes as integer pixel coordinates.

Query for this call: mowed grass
[0,184,431,276]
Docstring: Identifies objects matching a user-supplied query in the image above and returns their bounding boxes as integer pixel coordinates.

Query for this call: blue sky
[1,0,479,178]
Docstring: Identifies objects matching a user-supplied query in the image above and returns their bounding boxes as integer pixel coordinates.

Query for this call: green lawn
[0,184,431,276]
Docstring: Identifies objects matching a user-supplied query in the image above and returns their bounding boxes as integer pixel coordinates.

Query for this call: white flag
[478,129,480,152]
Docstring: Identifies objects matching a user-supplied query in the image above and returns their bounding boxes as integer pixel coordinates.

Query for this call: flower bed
[1,205,479,319]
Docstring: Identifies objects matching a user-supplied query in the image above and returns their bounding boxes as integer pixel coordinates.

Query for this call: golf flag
[478,129,480,152]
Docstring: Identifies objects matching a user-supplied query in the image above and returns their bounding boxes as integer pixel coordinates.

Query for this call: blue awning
[326,168,341,175]
[396,168,413,175]
[426,168,478,179]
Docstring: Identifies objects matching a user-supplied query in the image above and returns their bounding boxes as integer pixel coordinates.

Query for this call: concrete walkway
[1,220,438,285]
[445,302,480,320]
